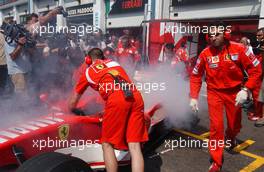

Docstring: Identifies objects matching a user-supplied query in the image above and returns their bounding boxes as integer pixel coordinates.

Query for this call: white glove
[235,89,249,106]
[190,98,199,112]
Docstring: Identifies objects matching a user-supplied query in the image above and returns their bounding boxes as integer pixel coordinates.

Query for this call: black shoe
[225,138,238,154]
[254,117,264,127]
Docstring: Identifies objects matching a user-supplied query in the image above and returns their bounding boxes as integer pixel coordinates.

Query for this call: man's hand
[10,37,26,60]
[235,88,249,106]
[190,98,198,112]
[18,37,27,46]
[71,108,86,116]
[68,92,82,114]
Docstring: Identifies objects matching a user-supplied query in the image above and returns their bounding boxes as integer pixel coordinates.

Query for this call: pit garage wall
[28,0,106,32]
[0,0,28,24]
[169,0,261,20]
[106,0,147,28]
[148,21,198,64]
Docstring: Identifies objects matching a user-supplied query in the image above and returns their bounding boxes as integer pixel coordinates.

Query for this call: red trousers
[207,87,242,166]
[100,90,148,150]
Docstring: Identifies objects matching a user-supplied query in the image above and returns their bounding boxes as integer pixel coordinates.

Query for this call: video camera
[1,22,36,48]
[57,6,68,17]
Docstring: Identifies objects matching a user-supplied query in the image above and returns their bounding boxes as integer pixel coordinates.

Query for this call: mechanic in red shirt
[68,48,148,172]
[174,41,191,78]
[175,41,189,62]
[190,24,262,172]
[115,36,141,77]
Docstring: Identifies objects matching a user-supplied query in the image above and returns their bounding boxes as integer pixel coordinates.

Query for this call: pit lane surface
[119,95,264,172]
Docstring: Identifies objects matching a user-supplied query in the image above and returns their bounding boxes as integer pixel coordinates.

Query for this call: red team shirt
[115,46,141,65]
[74,59,148,150]
[75,59,133,99]
[190,41,262,99]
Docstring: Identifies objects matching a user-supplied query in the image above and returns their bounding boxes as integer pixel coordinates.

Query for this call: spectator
[80,32,106,53]
[94,30,106,49]
[0,29,7,95]
[118,29,135,47]
[240,37,253,54]
[107,35,118,50]
[25,8,61,36]
[4,34,32,97]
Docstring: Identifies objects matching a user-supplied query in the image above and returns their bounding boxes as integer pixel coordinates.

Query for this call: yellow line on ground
[239,150,264,161]
[173,128,264,172]
[200,132,210,138]
[240,159,264,172]
[233,140,255,153]
[174,128,208,141]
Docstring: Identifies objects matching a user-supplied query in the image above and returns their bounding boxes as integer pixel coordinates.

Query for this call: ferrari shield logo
[211,56,219,63]
[96,64,105,70]
[58,124,70,140]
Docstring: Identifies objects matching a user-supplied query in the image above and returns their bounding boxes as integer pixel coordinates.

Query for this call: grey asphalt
[120,97,264,172]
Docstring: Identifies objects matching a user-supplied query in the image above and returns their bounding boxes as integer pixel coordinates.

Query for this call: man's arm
[9,37,26,60]
[190,54,205,99]
[68,71,89,114]
[68,92,82,111]
[38,8,61,26]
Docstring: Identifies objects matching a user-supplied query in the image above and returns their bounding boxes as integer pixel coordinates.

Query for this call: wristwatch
[241,87,249,92]
[241,87,250,95]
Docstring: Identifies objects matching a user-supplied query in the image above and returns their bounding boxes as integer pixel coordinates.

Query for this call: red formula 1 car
[0,93,164,172]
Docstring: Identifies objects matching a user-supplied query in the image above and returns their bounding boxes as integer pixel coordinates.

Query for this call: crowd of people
[0,9,145,105]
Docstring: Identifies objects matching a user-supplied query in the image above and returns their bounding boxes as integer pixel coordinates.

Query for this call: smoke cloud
[135,63,198,129]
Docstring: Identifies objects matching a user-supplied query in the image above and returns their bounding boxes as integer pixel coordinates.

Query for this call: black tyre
[16,152,93,172]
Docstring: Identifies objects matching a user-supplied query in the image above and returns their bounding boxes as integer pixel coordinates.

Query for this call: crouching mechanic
[189,24,262,171]
[68,48,148,172]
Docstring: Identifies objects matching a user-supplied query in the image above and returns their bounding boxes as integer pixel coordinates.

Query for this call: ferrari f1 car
[0,93,165,172]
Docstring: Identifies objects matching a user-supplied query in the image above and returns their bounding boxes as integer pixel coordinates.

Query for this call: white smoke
[134,63,197,129]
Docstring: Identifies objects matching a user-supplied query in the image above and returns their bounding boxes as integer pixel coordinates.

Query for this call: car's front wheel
[16,152,93,172]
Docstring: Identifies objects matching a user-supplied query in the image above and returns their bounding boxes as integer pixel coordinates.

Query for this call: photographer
[4,32,33,97]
